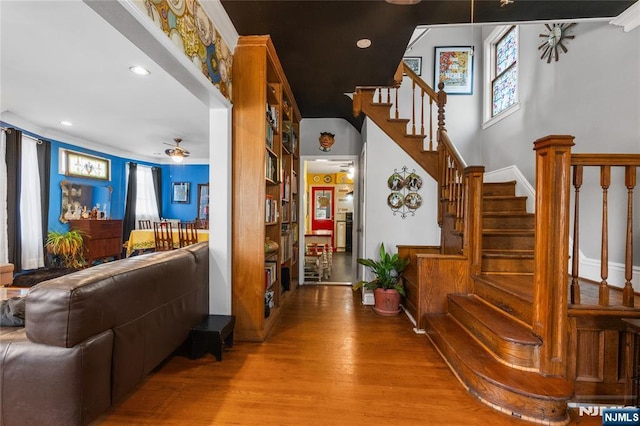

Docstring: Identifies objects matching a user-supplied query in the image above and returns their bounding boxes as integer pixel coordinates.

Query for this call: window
[135,166,160,224]
[483,25,520,127]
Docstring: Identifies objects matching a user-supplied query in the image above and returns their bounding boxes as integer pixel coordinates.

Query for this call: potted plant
[353,243,409,316]
[45,229,87,269]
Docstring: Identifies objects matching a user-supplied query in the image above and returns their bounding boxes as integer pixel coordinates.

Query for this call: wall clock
[538,23,576,63]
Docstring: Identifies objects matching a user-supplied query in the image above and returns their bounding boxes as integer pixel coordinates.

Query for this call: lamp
[170,151,184,163]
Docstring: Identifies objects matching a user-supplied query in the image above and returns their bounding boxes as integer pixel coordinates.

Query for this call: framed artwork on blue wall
[171,182,190,204]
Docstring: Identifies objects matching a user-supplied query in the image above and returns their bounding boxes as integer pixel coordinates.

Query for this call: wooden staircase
[356,62,640,424]
[425,182,573,424]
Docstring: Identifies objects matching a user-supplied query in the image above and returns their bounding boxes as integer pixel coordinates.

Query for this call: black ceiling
[221,0,635,131]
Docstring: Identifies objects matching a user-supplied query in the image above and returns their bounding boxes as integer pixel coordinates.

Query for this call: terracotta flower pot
[373,288,402,316]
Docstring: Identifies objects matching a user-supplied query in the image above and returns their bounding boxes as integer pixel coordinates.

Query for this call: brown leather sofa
[0,241,209,426]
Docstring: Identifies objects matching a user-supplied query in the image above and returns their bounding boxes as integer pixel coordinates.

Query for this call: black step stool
[189,315,235,361]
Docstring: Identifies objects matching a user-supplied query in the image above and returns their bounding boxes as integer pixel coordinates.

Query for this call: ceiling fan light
[171,152,184,163]
[385,0,421,4]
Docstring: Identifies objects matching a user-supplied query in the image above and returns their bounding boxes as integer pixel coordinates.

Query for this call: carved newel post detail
[533,135,575,377]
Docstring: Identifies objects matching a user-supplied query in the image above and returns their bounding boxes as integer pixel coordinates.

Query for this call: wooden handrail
[572,154,640,166]
[394,61,438,100]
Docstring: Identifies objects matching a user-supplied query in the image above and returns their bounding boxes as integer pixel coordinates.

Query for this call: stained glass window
[492,26,518,117]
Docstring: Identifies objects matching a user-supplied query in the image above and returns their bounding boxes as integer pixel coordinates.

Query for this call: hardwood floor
[94,286,596,425]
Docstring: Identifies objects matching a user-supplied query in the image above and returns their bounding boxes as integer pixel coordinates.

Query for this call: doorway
[301,157,357,285]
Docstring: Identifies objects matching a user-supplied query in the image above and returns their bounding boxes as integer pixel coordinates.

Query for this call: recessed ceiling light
[385,0,421,4]
[129,66,150,76]
[60,121,72,126]
[356,38,372,49]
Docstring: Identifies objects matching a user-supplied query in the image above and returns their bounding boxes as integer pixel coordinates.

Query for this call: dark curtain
[37,139,51,247]
[122,162,137,244]
[151,166,162,219]
[6,128,22,272]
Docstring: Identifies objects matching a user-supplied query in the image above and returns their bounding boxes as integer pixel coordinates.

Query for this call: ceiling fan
[164,138,190,163]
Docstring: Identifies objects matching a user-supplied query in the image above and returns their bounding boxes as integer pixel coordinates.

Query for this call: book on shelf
[265,195,278,223]
[265,261,277,289]
[266,104,279,131]
[266,119,274,150]
[265,152,277,182]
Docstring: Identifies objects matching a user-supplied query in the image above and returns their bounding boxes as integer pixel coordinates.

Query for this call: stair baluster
[624,165,636,307]
[600,165,611,306]
[571,165,583,304]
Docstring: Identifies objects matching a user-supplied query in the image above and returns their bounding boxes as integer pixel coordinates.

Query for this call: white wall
[300,118,362,156]
[361,118,440,268]
[400,25,484,166]
[480,21,640,182]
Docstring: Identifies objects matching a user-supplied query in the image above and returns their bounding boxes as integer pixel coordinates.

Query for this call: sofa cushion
[0,297,25,327]
[25,247,199,348]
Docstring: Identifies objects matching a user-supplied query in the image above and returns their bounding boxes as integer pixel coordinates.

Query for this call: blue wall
[161,163,209,221]
[3,122,209,233]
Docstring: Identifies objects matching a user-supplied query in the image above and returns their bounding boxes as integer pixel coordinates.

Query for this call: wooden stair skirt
[425,294,573,424]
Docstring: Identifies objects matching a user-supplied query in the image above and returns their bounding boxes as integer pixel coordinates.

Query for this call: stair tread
[483,195,528,200]
[482,251,534,259]
[483,229,534,234]
[475,274,534,302]
[483,212,534,217]
[428,315,572,398]
[387,118,410,124]
[449,295,541,345]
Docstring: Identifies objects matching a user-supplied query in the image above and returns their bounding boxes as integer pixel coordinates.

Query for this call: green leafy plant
[45,229,87,269]
[353,243,409,295]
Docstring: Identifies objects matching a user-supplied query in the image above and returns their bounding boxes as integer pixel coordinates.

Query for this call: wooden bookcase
[232,35,301,341]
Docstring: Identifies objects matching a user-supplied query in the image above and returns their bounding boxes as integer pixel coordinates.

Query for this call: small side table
[189,315,236,361]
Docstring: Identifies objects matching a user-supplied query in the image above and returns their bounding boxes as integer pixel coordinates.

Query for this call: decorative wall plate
[387,192,404,209]
[404,192,422,209]
[387,173,405,190]
[405,173,423,191]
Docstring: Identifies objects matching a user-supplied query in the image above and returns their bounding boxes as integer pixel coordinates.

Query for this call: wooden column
[533,135,575,377]
[463,166,485,278]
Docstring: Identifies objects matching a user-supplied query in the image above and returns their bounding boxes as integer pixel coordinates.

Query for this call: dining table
[126,229,209,257]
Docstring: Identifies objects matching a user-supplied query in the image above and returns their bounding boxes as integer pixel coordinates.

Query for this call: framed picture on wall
[403,56,422,76]
[434,46,474,95]
[171,182,190,204]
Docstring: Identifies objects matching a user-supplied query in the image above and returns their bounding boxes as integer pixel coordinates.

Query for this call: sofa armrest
[0,329,113,426]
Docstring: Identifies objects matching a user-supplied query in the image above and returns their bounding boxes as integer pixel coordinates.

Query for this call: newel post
[533,135,575,377]
[463,166,485,278]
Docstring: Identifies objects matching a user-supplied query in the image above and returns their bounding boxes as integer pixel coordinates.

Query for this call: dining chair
[153,222,174,251]
[178,221,198,248]
[196,219,209,229]
[138,219,152,229]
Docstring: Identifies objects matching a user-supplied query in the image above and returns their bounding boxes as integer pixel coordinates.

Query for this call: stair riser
[483,198,527,213]
[474,279,533,324]
[483,216,535,229]
[425,320,568,423]
[483,235,534,251]
[483,183,516,197]
[481,257,534,273]
[448,300,539,369]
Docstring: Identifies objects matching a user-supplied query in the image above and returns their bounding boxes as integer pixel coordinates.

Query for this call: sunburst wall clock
[538,23,576,63]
